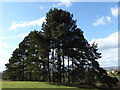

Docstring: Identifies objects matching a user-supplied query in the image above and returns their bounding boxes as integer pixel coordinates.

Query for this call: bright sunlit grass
[2,81,75,88]
[2,81,100,90]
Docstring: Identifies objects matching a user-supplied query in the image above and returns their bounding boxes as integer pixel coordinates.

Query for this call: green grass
[1,81,99,90]
[2,81,73,88]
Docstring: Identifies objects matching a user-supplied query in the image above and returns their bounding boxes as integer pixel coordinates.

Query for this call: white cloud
[0,33,29,40]
[9,17,45,31]
[90,32,118,50]
[0,33,29,72]
[89,31,118,67]
[93,6,118,26]
[0,58,9,72]
[93,16,106,26]
[0,41,10,71]
[110,6,118,17]
[40,6,44,10]
[98,48,118,67]
[106,16,111,22]
[53,0,72,7]
[93,16,111,26]
[0,42,8,55]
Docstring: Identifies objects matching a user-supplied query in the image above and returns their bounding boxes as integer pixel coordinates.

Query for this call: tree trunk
[68,56,70,83]
[72,58,74,84]
[62,55,65,83]
[48,52,51,82]
[52,48,55,82]
[58,47,62,83]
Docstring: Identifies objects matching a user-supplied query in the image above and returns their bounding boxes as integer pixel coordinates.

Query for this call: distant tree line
[4,8,119,88]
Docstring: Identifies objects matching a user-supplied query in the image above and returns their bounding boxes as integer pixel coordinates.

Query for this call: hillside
[103,66,120,70]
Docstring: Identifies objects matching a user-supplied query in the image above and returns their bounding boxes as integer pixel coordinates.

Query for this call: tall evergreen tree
[42,8,77,83]
[5,30,48,81]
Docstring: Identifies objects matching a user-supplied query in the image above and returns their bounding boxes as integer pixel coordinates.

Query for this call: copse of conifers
[4,8,119,88]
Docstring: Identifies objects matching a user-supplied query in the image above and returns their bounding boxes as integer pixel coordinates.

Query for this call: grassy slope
[2,81,99,90]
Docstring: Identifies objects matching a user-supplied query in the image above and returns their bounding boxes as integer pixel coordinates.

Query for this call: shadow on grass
[48,82,120,90]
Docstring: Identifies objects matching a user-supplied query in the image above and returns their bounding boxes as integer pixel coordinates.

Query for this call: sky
[0,1,119,71]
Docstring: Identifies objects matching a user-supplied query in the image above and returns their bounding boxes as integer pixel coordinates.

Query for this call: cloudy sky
[0,1,119,71]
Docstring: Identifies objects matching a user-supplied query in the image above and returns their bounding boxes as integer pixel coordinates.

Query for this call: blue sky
[0,1,119,71]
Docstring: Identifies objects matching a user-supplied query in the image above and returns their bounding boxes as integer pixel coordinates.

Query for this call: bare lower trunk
[68,56,70,83]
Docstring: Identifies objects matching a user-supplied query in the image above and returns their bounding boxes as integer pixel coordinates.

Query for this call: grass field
[2,81,73,88]
[1,81,99,90]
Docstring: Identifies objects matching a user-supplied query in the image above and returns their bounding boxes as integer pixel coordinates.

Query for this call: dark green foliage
[101,75,119,87]
[5,30,48,81]
[4,8,119,88]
